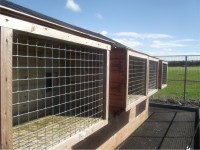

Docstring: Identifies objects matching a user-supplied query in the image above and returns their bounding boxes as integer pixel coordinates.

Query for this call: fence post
[183,56,188,105]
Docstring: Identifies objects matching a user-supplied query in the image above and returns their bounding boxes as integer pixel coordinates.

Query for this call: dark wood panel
[109,49,127,111]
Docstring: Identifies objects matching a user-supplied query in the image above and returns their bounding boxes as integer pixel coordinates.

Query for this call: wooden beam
[128,50,148,59]
[0,27,13,149]
[148,56,159,62]
[0,14,111,51]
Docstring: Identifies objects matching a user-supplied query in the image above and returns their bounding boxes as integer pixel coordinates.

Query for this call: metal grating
[166,122,195,138]
[119,137,162,149]
[128,56,146,105]
[160,138,192,149]
[162,63,167,85]
[12,31,105,149]
[149,60,158,92]
[119,106,197,149]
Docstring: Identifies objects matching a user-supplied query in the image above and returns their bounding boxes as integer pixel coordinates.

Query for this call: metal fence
[151,55,200,106]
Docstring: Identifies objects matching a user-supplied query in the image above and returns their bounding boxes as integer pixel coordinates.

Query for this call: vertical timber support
[125,51,129,108]
[103,50,110,120]
[0,27,13,149]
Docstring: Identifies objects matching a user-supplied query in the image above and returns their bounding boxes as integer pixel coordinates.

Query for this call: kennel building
[158,60,168,89]
[109,41,149,112]
[147,56,159,97]
[0,1,113,149]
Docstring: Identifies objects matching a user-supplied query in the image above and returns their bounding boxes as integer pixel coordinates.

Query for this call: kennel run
[0,1,113,149]
[158,60,168,89]
[0,1,168,150]
[148,56,159,96]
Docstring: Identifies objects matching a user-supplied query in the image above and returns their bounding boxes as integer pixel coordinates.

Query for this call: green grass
[153,66,200,101]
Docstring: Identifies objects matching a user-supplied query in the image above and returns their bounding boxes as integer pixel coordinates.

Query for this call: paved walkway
[119,105,198,149]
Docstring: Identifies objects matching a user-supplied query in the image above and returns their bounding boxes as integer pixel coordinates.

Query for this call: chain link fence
[151,55,200,107]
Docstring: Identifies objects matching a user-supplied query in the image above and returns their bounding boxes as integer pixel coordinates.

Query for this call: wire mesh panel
[162,63,167,85]
[186,56,200,101]
[149,60,158,92]
[128,56,146,105]
[12,31,106,149]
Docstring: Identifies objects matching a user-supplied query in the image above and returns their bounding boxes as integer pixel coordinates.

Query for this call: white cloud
[162,48,173,52]
[151,40,186,48]
[114,32,173,39]
[100,30,108,36]
[114,38,144,48]
[172,39,195,42]
[151,38,195,49]
[95,13,103,19]
[66,0,81,12]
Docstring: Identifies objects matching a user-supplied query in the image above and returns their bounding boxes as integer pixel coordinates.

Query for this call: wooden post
[125,51,129,108]
[103,50,110,120]
[156,61,159,89]
[0,27,13,149]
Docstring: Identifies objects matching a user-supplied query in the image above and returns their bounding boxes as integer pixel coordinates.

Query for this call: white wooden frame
[125,50,148,111]
[147,56,159,97]
[0,27,13,150]
[159,60,168,89]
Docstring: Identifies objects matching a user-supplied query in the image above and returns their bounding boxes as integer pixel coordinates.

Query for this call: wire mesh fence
[128,56,146,105]
[12,31,106,149]
[148,60,158,92]
[151,55,200,106]
[162,63,167,85]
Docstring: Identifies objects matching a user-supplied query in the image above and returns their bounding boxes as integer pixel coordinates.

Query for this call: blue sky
[10,0,200,56]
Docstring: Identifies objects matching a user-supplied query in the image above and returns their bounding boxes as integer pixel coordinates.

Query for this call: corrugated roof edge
[0,0,114,45]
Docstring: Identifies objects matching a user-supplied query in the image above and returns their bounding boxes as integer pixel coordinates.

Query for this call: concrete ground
[118,105,198,149]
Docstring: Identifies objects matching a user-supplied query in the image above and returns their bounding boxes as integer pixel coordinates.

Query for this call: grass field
[152,66,200,103]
